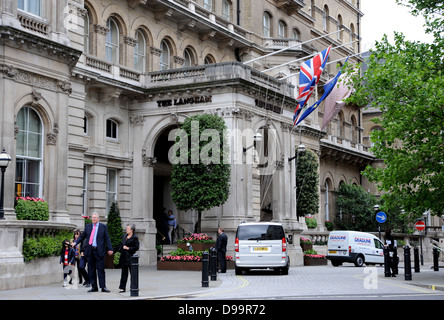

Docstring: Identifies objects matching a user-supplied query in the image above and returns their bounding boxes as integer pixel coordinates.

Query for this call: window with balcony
[15,106,43,198]
[84,9,90,54]
[263,12,272,37]
[222,0,231,21]
[323,5,329,31]
[18,0,41,16]
[183,48,195,67]
[204,0,213,11]
[105,18,119,64]
[278,20,287,38]
[134,29,146,72]
[160,40,171,70]
[292,28,300,40]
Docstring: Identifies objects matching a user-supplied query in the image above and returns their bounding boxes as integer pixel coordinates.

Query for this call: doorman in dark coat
[74,212,113,292]
[216,227,228,273]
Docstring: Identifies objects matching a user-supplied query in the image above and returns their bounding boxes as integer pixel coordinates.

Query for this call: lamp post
[374,204,381,239]
[289,143,305,220]
[0,148,12,220]
[243,132,263,153]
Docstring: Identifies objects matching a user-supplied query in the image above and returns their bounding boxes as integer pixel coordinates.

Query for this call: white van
[234,222,289,275]
[326,231,385,267]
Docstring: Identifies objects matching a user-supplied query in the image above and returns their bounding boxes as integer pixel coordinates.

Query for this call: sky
[360,0,434,52]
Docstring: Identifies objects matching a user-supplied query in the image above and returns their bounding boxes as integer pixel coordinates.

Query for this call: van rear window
[237,225,285,240]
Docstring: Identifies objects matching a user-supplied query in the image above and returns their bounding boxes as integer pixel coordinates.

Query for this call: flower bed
[177,233,216,252]
[303,249,327,266]
[15,197,49,221]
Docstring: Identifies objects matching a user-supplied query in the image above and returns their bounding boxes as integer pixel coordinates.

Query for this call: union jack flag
[293,46,331,125]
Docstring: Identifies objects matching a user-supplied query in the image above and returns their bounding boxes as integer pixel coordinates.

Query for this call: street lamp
[0,148,11,220]
[243,132,263,152]
[288,144,305,162]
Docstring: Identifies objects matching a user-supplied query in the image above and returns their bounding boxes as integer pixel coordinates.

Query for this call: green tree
[334,183,378,232]
[345,0,444,218]
[170,114,231,232]
[107,201,123,251]
[296,148,319,218]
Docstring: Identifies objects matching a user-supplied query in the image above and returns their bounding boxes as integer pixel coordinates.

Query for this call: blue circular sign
[376,211,387,224]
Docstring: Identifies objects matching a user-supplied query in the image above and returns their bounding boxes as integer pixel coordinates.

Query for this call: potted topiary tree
[106,201,123,268]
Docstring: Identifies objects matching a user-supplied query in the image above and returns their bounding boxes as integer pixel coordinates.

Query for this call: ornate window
[160,40,171,70]
[106,119,118,140]
[263,12,271,37]
[106,169,117,214]
[222,0,231,21]
[134,29,146,72]
[15,107,43,198]
[105,18,119,63]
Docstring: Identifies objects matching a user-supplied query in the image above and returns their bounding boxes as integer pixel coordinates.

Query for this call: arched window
[204,0,213,11]
[338,111,344,138]
[15,107,43,198]
[263,12,271,37]
[204,54,215,64]
[105,18,119,64]
[160,40,171,70]
[292,28,300,40]
[83,9,90,54]
[134,29,146,72]
[323,5,329,31]
[337,15,343,41]
[351,115,358,143]
[278,20,287,38]
[324,179,331,222]
[183,48,195,67]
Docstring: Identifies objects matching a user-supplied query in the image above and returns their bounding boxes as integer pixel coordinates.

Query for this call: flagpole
[244,29,343,65]
[263,41,356,73]
[280,50,362,81]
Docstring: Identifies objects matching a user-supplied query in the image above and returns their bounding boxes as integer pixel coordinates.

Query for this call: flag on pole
[295,56,349,126]
[320,80,352,130]
[293,46,332,125]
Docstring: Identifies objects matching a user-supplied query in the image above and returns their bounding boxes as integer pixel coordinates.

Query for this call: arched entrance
[152,125,177,244]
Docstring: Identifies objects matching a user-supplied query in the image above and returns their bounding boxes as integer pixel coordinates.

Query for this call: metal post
[383,247,391,277]
[414,247,420,273]
[210,248,217,281]
[433,247,439,271]
[130,254,139,297]
[0,168,5,220]
[404,246,412,281]
[392,247,399,275]
[201,251,209,287]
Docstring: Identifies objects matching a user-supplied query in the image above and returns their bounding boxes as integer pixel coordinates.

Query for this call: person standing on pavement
[216,227,228,273]
[73,212,113,292]
[167,210,177,244]
[73,229,89,286]
[117,223,140,293]
[60,239,75,287]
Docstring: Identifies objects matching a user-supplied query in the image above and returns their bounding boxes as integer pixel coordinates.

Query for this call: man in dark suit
[215,227,228,273]
[74,212,113,292]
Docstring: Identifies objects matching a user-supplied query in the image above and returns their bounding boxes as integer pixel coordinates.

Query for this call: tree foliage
[296,148,319,218]
[107,201,123,251]
[345,0,444,217]
[170,114,231,231]
[334,183,378,232]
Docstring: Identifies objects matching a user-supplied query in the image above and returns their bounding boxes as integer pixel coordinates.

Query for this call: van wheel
[354,255,365,267]
[235,266,244,275]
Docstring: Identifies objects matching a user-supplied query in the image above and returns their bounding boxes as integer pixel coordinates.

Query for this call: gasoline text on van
[354,237,371,245]
[329,235,347,241]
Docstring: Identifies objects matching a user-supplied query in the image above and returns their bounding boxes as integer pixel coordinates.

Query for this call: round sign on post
[415,221,426,232]
[376,211,387,224]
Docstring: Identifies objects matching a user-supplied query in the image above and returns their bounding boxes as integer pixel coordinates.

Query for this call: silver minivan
[234,222,289,275]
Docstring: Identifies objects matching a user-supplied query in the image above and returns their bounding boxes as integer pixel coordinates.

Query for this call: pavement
[0,263,443,300]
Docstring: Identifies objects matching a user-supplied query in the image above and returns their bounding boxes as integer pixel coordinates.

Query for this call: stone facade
[0,0,373,266]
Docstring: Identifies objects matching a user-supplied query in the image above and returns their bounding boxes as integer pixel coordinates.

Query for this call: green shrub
[23,230,73,262]
[305,216,318,229]
[15,197,49,221]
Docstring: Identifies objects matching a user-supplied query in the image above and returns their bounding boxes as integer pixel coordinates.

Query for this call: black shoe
[119,289,125,293]
[101,288,110,293]
[87,288,98,292]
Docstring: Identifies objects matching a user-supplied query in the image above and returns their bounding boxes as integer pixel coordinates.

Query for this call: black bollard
[210,248,217,281]
[414,247,420,273]
[404,246,412,281]
[383,247,391,277]
[202,251,209,287]
[392,248,399,275]
[433,247,439,271]
[130,254,139,297]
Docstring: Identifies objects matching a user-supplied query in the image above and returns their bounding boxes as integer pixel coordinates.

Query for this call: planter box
[303,258,327,266]
[157,260,235,271]
[177,242,215,252]
[301,243,313,252]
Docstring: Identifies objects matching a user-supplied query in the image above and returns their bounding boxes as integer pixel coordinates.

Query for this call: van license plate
[329,250,337,254]
[254,247,268,251]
